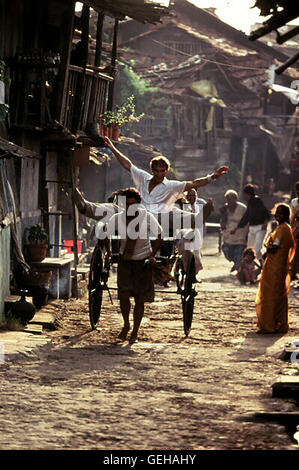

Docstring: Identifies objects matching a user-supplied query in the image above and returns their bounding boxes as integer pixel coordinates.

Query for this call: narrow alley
[0,236,298,451]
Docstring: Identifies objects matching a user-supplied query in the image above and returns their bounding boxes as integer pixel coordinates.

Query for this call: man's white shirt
[130,165,187,213]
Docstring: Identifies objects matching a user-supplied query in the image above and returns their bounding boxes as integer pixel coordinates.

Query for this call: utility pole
[240,137,248,194]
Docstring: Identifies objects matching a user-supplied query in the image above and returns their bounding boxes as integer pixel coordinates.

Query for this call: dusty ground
[0,235,299,451]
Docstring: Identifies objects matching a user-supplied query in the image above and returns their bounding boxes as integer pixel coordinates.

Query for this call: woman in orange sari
[256,204,295,334]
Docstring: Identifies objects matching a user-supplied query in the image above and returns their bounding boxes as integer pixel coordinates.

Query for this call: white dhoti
[247,224,267,259]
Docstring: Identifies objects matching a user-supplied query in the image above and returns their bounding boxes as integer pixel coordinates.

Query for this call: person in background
[237,247,262,285]
[256,204,295,334]
[231,184,270,262]
[290,180,299,281]
[175,189,214,278]
[185,188,214,227]
[220,189,248,272]
[264,178,275,196]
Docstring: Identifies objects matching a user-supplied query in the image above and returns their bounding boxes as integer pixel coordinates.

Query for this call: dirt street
[0,236,299,451]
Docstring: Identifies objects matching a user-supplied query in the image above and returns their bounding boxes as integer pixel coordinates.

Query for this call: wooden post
[261,139,268,191]
[80,4,90,68]
[53,214,62,258]
[95,13,104,67]
[88,12,104,123]
[71,4,90,134]
[239,137,248,194]
[107,19,119,112]
[261,91,268,190]
[70,150,79,298]
[56,1,75,124]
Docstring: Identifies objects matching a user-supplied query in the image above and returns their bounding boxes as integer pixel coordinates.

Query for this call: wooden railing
[9,60,113,133]
[61,65,113,133]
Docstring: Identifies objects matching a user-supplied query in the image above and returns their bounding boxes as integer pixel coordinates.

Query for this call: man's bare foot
[118,326,130,340]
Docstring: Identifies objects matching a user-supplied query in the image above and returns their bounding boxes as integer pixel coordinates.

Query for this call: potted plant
[25,224,49,262]
[99,95,144,141]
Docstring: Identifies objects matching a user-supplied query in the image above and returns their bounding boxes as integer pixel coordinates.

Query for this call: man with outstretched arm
[103,136,228,241]
[103,136,228,213]
[73,138,228,244]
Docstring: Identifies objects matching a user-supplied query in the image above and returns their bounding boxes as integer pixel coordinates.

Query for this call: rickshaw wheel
[89,286,103,330]
[182,253,196,336]
[88,242,104,330]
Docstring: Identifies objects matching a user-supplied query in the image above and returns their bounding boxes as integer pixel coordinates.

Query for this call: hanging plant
[99,95,144,140]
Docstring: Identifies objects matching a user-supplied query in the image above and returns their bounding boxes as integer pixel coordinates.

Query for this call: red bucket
[63,240,82,254]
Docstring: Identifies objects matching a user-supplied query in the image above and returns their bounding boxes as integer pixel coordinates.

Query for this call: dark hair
[273,203,290,222]
[150,155,170,171]
[119,187,142,203]
[243,247,256,259]
[243,184,256,196]
[107,189,122,203]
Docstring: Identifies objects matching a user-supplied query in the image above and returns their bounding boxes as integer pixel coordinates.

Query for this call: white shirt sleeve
[168,180,187,198]
[130,165,151,190]
[291,198,298,213]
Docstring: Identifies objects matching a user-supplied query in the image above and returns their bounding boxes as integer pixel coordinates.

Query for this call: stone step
[254,411,299,422]
[29,311,56,331]
[23,324,43,335]
[272,376,299,398]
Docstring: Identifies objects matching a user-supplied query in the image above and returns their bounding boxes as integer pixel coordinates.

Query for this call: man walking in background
[220,189,248,272]
[231,184,270,262]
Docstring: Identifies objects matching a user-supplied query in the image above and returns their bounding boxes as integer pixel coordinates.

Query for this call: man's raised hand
[103,136,114,149]
[213,166,229,179]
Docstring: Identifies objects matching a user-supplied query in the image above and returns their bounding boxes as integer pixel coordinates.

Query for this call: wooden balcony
[9,59,113,134]
[60,65,113,133]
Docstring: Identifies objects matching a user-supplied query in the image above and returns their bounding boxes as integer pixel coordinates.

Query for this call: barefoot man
[103,187,164,343]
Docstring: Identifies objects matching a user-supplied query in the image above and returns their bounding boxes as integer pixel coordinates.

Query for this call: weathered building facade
[117,0,298,206]
[0,0,170,319]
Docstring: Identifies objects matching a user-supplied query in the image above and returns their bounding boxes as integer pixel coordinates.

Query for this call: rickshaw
[88,234,198,337]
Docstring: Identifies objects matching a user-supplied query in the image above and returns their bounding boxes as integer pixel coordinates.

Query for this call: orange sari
[256,223,295,333]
